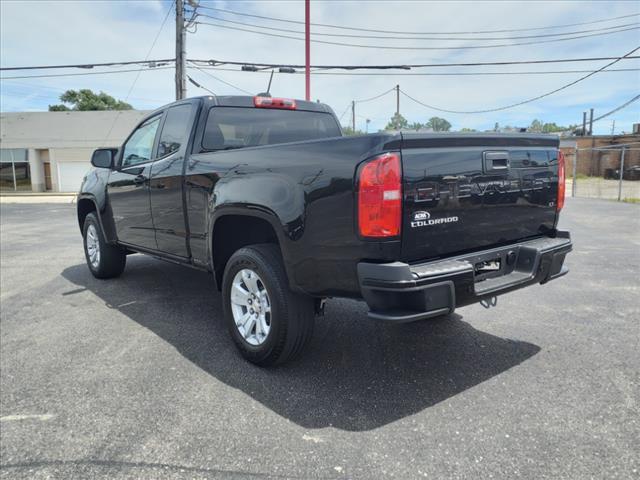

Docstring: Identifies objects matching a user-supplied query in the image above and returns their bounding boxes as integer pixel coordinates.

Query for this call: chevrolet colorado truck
[78,95,572,365]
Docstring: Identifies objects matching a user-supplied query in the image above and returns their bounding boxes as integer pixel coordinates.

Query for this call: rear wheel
[222,244,314,366]
[83,213,126,279]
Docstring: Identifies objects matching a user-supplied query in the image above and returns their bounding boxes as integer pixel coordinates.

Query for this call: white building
[1,110,150,192]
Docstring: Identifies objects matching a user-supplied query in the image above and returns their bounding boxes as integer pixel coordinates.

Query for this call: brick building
[560,134,640,178]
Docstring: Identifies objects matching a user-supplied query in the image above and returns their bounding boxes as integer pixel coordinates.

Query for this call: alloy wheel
[230,268,272,346]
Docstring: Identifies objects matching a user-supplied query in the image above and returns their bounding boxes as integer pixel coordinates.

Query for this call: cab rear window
[510,150,550,168]
[202,107,341,151]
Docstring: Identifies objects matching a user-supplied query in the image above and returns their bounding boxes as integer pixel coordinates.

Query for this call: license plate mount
[474,258,502,276]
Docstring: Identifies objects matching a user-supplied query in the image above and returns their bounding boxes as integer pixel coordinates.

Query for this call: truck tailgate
[399,134,560,262]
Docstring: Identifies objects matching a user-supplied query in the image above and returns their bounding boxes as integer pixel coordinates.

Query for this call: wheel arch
[210,206,292,291]
[77,194,117,243]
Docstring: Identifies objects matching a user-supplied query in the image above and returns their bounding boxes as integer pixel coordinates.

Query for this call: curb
[0,195,77,204]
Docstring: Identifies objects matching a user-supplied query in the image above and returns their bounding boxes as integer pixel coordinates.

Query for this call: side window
[157,104,194,158]
[121,115,161,167]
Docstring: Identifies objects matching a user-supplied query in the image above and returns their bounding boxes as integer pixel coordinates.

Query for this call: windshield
[202,106,341,151]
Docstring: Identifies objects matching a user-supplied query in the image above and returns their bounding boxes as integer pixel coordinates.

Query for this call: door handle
[133,174,147,185]
[483,151,510,173]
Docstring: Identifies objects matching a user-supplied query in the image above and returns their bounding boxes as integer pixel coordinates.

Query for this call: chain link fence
[564,144,640,202]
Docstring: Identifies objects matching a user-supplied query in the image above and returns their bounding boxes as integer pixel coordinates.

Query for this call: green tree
[385,113,409,130]
[541,122,560,133]
[409,122,425,131]
[49,104,72,112]
[541,122,577,133]
[529,119,544,133]
[426,116,452,132]
[49,89,133,111]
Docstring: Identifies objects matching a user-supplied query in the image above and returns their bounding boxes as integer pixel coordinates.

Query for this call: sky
[1,0,639,134]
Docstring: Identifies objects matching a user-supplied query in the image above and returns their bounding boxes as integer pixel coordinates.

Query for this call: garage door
[57,162,91,192]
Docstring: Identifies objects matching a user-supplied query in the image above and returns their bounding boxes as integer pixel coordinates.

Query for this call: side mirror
[91,148,117,169]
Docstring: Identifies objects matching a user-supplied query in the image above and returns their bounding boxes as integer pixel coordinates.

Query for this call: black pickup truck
[78,95,571,365]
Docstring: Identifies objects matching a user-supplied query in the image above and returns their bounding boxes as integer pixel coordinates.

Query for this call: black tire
[222,244,315,366]
[82,212,126,279]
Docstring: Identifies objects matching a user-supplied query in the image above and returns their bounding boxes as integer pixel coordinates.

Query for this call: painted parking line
[0,414,56,422]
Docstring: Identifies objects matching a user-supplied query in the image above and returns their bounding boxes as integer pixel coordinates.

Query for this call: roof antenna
[257,70,274,97]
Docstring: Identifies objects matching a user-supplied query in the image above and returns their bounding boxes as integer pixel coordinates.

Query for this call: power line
[187,63,253,95]
[399,46,640,114]
[338,103,351,121]
[0,80,172,104]
[354,87,395,104]
[189,55,640,70]
[4,55,638,74]
[187,75,216,95]
[102,0,174,143]
[0,59,175,72]
[309,68,640,76]
[195,12,638,41]
[197,6,639,35]
[5,64,636,81]
[0,66,173,80]
[194,19,639,50]
[192,65,640,77]
[116,0,174,104]
[592,94,640,123]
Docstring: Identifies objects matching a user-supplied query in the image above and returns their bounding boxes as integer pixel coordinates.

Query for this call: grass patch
[622,198,640,204]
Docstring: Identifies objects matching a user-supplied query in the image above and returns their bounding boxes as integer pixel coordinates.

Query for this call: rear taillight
[358,152,402,238]
[254,96,297,110]
[557,150,565,211]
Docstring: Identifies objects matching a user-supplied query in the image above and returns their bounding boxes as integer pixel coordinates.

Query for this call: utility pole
[588,108,594,136]
[175,0,187,100]
[305,0,310,101]
[582,111,587,136]
[611,120,616,135]
[352,100,355,132]
[395,84,400,116]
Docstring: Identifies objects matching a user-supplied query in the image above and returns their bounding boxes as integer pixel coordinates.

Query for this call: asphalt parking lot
[1,198,638,479]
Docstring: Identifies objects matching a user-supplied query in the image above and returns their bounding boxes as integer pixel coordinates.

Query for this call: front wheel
[83,213,126,279]
[222,244,315,366]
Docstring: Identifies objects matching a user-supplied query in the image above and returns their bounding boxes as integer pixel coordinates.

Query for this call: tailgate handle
[483,151,510,173]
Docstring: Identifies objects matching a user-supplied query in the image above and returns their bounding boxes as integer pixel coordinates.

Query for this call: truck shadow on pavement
[62,256,540,432]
